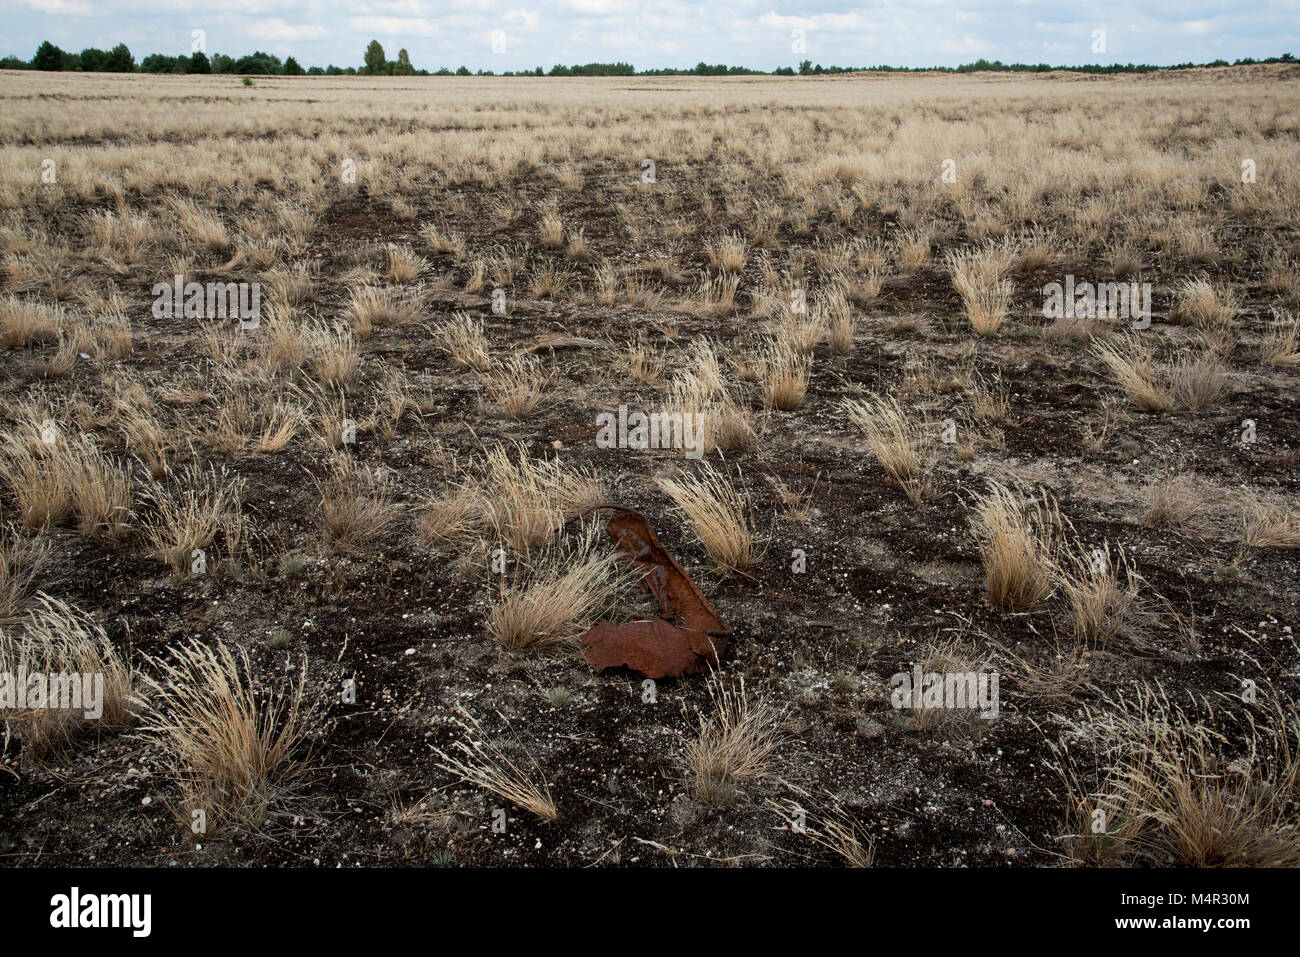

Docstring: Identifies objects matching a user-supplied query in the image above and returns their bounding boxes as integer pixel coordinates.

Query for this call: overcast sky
[3,0,1296,71]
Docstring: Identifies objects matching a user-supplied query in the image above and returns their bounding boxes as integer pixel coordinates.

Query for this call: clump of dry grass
[140,463,247,576]
[1048,683,1300,867]
[479,444,603,553]
[822,288,856,354]
[434,709,557,821]
[480,353,547,419]
[0,594,135,759]
[760,337,812,411]
[484,528,621,651]
[436,311,492,372]
[1169,351,1229,411]
[1055,543,1142,646]
[136,638,317,838]
[385,243,429,283]
[623,334,666,384]
[64,434,133,538]
[419,223,467,261]
[414,485,486,546]
[896,227,932,270]
[537,202,565,250]
[1092,336,1172,412]
[968,481,1061,611]
[1,294,61,347]
[1141,474,1210,530]
[904,636,997,733]
[303,320,359,388]
[706,232,748,274]
[1258,310,1300,366]
[169,198,230,253]
[344,284,419,334]
[1241,496,1300,549]
[968,371,1010,424]
[775,298,827,354]
[659,462,757,573]
[0,425,73,528]
[948,244,1014,335]
[312,458,396,553]
[683,672,785,806]
[843,394,932,503]
[0,525,47,623]
[565,227,590,262]
[1174,278,1239,330]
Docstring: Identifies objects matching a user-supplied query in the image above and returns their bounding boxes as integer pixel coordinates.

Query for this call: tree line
[3,38,1294,77]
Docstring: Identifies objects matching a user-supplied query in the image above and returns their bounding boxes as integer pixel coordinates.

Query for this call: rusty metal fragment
[568,505,731,679]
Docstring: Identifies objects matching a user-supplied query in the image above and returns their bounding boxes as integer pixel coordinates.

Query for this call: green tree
[395,48,413,75]
[188,50,211,74]
[79,47,107,71]
[234,51,281,74]
[32,41,65,71]
[283,56,304,75]
[797,58,812,75]
[104,43,134,72]
[140,54,179,73]
[363,39,386,75]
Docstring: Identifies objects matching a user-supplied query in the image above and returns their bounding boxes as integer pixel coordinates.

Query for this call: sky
[2,0,1297,72]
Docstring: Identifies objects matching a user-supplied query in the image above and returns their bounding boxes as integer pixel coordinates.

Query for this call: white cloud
[14,0,96,14]
[504,7,539,30]
[256,18,328,43]
[347,16,440,36]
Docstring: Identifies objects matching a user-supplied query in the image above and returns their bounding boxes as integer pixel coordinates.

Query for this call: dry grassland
[1,65,1298,867]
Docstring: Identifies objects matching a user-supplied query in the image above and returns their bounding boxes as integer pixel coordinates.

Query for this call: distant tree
[104,43,135,72]
[395,48,413,75]
[283,56,304,75]
[188,50,211,74]
[32,41,65,71]
[79,47,107,71]
[307,66,324,75]
[140,54,180,73]
[363,39,386,75]
[0,55,28,69]
[773,65,795,75]
[210,53,236,73]
[234,51,281,74]
[455,65,471,75]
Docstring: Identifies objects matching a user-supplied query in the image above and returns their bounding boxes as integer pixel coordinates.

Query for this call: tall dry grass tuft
[479,444,603,553]
[484,527,622,651]
[434,709,557,821]
[659,462,757,573]
[683,672,786,806]
[0,594,135,759]
[312,458,396,553]
[843,394,932,503]
[140,463,247,576]
[1048,683,1300,866]
[968,481,1062,611]
[136,638,317,838]
[947,244,1014,335]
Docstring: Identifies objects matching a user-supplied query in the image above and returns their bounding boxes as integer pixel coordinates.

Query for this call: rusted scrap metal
[568,505,731,679]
